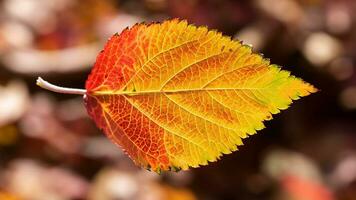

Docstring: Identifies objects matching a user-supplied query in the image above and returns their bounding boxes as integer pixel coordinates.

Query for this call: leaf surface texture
[85,19,316,172]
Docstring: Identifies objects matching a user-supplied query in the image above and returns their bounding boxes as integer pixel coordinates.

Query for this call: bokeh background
[0,0,355,199]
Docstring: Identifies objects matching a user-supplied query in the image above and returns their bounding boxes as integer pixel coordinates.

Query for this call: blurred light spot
[282,175,335,200]
[4,0,39,20]
[0,81,29,126]
[89,169,139,200]
[303,32,342,66]
[19,94,54,138]
[235,26,264,51]
[19,94,82,154]
[326,5,351,34]
[106,173,138,199]
[256,0,303,24]
[340,86,356,110]
[4,0,57,34]
[328,58,354,81]
[262,149,322,182]
[0,22,34,49]
[2,43,100,74]
[5,159,88,200]
[330,155,356,188]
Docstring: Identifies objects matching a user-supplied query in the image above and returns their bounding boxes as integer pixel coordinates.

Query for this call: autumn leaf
[37,19,317,172]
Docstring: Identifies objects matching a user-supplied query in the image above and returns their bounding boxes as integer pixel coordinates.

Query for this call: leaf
[84,19,317,172]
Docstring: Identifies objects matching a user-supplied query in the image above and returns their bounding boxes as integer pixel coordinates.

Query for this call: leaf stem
[36,77,86,95]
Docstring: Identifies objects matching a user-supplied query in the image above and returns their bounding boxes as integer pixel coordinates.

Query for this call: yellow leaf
[85,19,317,172]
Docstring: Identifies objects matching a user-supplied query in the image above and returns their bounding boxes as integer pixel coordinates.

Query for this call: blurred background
[0,0,355,199]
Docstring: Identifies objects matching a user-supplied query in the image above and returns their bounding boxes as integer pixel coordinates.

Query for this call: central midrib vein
[90,87,274,96]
